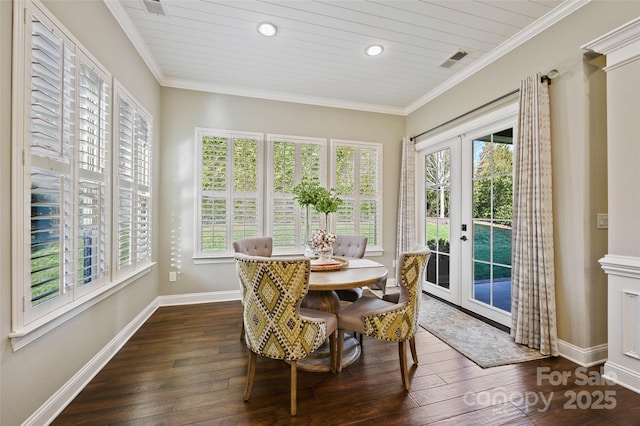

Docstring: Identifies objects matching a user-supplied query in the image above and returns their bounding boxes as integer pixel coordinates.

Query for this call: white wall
[158,88,405,297]
[407,1,640,361]
[0,1,161,425]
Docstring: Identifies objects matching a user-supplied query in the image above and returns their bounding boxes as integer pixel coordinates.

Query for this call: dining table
[299,258,388,373]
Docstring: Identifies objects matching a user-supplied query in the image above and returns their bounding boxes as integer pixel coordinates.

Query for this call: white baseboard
[558,339,608,367]
[603,361,640,394]
[158,290,240,306]
[24,299,160,426]
[28,290,242,426]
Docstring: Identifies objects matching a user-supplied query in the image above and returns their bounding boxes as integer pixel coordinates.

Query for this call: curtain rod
[409,70,557,142]
[409,88,519,142]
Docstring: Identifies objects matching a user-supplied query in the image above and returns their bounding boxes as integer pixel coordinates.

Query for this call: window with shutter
[195,129,263,256]
[332,140,383,250]
[267,134,326,253]
[11,1,153,344]
[113,82,153,276]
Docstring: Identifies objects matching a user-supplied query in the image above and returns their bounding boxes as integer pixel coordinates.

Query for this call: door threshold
[422,290,510,334]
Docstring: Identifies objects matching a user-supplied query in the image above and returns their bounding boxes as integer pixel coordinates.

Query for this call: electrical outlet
[169,271,177,282]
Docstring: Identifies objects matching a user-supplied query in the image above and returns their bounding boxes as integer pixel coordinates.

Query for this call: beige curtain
[396,137,416,257]
[511,73,559,356]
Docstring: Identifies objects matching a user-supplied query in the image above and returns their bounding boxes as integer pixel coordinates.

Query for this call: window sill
[9,263,155,351]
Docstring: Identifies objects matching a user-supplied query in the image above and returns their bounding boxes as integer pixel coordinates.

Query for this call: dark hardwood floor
[52,301,640,425]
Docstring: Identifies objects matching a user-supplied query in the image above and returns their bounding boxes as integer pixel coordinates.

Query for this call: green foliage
[292,181,323,206]
[313,187,343,215]
[472,142,513,220]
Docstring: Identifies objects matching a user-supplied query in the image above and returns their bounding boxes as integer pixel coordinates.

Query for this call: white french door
[417,104,517,327]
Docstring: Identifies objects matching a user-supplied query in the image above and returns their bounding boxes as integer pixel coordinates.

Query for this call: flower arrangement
[310,228,337,254]
[292,180,343,258]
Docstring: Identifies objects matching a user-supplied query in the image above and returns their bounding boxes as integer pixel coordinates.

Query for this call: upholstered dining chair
[233,237,273,340]
[336,248,430,390]
[333,235,368,302]
[235,254,337,416]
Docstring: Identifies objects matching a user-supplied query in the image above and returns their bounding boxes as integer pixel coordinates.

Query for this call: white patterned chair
[235,254,337,415]
[233,237,273,340]
[336,248,430,390]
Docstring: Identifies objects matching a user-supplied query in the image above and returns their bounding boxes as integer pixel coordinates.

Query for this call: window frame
[193,128,265,260]
[330,139,384,254]
[266,133,328,255]
[10,0,154,351]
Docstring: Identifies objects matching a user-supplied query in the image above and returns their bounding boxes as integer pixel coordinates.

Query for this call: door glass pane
[424,148,451,289]
[471,129,513,312]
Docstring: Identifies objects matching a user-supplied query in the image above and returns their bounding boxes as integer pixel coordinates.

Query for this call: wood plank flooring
[52,301,640,425]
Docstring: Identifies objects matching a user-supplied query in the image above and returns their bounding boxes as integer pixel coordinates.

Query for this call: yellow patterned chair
[233,237,273,340]
[235,253,337,415]
[336,248,430,390]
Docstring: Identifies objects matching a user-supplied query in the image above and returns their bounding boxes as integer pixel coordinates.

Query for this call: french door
[417,104,516,327]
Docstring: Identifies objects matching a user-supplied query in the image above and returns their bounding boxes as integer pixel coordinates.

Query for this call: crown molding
[105,0,588,116]
[403,0,591,115]
[582,16,640,71]
[163,77,407,115]
[103,0,165,83]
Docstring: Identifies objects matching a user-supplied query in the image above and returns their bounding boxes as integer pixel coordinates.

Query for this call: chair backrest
[361,248,430,342]
[333,235,367,258]
[234,254,327,361]
[232,237,273,257]
[396,247,431,332]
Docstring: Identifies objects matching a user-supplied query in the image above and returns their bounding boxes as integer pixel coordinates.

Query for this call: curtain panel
[396,137,416,258]
[511,73,559,356]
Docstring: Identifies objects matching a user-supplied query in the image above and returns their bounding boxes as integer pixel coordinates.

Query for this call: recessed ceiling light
[257,22,277,37]
[365,44,384,56]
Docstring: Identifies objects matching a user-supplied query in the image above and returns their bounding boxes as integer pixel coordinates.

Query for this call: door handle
[460,235,468,241]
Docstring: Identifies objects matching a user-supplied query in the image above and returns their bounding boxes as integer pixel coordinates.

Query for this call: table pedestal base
[297,290,361,373]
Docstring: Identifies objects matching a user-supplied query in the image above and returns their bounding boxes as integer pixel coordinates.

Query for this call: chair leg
[337,329,344,372]
[240,322,245,341]
[290,360,297,416]
[409,336,418,364]
[329,331,337,373]
[244,351,257,401]
[399,340,410,391]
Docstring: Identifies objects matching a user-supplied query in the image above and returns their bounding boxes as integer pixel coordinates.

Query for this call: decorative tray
[310,256,349,272]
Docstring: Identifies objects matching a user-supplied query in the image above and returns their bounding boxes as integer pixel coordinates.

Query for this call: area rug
[416,293,548,368]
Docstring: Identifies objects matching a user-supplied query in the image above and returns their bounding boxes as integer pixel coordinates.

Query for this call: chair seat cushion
[300,308,338,334]
[337,297,396,334]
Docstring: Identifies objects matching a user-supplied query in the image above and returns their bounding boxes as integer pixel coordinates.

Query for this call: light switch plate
[597,213,608,229]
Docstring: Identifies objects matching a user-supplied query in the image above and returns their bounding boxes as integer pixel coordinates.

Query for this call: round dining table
[299,258,388,373]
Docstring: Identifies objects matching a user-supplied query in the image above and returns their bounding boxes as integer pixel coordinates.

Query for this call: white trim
[404,0,590,114]
[10,264,155,351]
[603,361,640,394]
[558,340,609,367]
[103,0,586,115]
[25,291,240,425]
[582,16,640,70]
[599,254,640,279]
[22,298,159,426]
[102,0,164,83]
[414,103,519,150]
[158,290,241,306]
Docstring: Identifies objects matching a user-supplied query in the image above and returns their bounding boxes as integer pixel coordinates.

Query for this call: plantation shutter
[332,141,382,248]
[27,12,76,316]
[197,130,262,255]
[76,52,110,292]
[114,83,153,275]
[268,135,326,252]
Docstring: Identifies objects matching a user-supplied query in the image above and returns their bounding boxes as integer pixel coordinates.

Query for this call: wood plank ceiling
[107,0,580,114]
